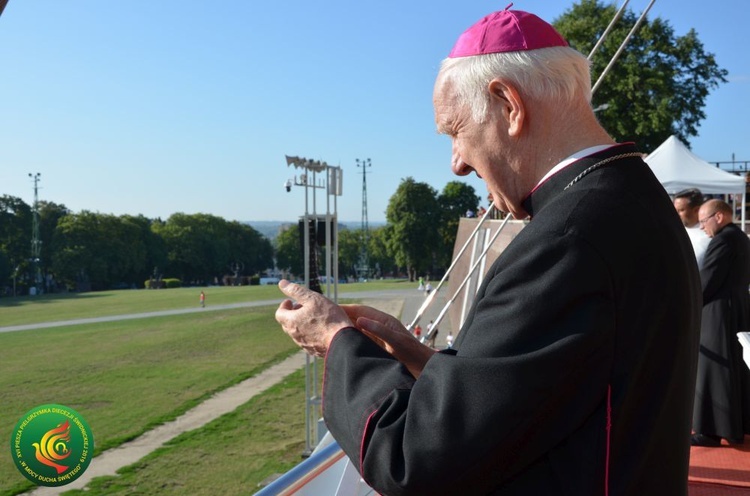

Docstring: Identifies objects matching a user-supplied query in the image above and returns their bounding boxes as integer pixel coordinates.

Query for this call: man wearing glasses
[692,199,750,446]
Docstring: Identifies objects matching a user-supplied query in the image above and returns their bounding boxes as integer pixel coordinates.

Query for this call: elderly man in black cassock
[275,8,701,495]
[691,199,750,447]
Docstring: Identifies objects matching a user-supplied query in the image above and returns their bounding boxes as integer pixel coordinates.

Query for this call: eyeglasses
[699,212,718,226]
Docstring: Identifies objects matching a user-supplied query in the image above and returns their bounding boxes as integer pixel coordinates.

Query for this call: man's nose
[451,148,472,176]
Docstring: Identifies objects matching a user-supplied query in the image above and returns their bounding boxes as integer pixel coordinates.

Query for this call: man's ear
[488,79,525,137]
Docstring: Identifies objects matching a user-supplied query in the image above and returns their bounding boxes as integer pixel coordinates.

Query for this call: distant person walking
[199,291,205,308]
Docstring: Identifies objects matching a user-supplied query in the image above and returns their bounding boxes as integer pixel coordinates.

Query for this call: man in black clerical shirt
[275,8,700,495]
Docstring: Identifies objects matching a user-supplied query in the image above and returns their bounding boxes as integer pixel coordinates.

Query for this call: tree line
[0,179,481,295]
[0,196,275,294]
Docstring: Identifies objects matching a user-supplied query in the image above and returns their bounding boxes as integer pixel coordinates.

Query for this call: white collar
[535,144,615,188]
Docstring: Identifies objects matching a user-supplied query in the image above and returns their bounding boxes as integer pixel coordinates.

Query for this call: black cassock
[693,222,750,442]
[323,144,701,495]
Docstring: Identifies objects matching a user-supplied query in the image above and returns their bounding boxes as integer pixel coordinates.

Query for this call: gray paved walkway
[0,288,452,340]
[0,300,284,333]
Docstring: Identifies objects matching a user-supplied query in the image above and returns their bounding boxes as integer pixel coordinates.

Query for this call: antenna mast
[356,158,371,279]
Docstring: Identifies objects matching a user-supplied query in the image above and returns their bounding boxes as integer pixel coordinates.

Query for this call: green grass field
[0,281,407,495]
[65,368,314,496]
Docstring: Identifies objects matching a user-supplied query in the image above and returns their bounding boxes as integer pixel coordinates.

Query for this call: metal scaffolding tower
[356,158,371,280]
[284,155,343,456]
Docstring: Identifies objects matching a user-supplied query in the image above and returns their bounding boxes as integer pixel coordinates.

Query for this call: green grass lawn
[0,279,410,327]
[64,367,314,496]
[0,282,408,495]
[0,306,297,496]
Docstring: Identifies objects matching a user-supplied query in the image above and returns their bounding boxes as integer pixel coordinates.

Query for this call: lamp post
[28,172,42,295]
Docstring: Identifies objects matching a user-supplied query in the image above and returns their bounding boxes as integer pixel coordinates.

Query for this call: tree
[385,178,441,281]
[368,226,397,278]
[554,0,727,152]
[38,201,70,288]
[332,226,397,281]
[119,214,166,286]
[336,227,363,280]
[153,213,232,284]
[51,211,147,290]
[274,223,303,278]
[0,248,11,293]
[437,181,480,268]
[126,215,169,285]
[225,220,274,277]
[0,195,32,291]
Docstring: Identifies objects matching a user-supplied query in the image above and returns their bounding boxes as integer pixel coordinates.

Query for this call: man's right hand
[341,305,437,378]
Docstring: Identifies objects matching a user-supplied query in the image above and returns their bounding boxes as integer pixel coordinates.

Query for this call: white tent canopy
[645,135,746,229]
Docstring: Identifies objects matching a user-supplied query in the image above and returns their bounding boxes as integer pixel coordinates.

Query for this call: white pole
[406,204,501,331]
[591,0,656,95]
[587,0,630,61]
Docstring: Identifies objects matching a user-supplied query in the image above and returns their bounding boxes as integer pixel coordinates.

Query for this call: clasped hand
[274,280,437,378]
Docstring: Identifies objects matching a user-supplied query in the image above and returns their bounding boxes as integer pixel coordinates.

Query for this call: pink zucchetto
[449,6,568,58]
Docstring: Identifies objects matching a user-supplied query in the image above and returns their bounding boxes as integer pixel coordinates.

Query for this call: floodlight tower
[283,154,343,456]
[356,158,371,280]
[28,172,42,294]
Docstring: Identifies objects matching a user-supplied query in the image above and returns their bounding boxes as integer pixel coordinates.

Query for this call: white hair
[437,46,592,123]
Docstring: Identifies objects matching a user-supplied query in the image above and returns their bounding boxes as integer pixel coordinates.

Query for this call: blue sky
[0,0,747,224]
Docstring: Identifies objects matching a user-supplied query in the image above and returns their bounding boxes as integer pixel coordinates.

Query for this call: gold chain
[564,152,644,190]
